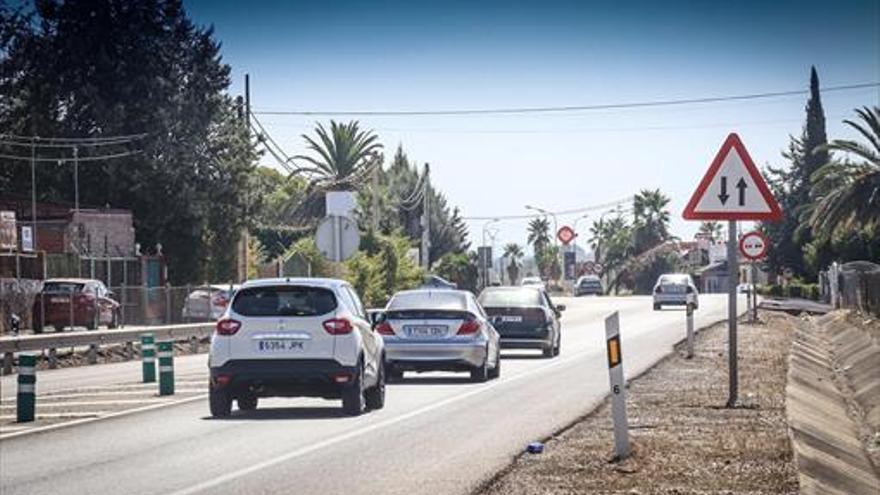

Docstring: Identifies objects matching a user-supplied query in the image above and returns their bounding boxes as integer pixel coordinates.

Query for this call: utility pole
[421,164,431,270]
[30,137,37,251]
[73,146,79,213]
[239,73,251,282]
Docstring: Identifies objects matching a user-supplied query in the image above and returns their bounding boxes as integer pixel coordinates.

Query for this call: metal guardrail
[1,323,214,374]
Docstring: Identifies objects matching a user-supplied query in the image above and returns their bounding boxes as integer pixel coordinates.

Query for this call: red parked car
[32,278,121,333]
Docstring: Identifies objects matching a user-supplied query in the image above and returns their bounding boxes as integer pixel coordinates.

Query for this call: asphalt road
[0,294,744,495]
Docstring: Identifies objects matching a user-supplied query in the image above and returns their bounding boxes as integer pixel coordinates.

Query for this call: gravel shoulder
[479,311,798,495]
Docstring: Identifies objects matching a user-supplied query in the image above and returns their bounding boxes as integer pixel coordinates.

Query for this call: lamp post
[571,213,590,274]
[525,205,563,284]
[481,218,500,288]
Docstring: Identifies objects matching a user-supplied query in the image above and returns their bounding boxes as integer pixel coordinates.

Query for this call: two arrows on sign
[717,176,748,206]
[683,133,782,221]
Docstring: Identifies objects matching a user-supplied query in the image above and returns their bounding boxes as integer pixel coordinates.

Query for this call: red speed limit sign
[739,231,768,260]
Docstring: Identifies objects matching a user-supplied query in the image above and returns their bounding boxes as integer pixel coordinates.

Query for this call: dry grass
[480,312,799,495]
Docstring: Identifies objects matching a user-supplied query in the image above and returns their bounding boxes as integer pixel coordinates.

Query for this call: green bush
[344,233,423,307]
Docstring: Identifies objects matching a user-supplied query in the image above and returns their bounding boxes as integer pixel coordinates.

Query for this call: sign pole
[726,220,738,408]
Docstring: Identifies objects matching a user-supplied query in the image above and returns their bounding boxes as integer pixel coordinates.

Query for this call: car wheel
[553,335,561,357]
[342,360,366,416]
[108,310,119,329]
[209,388,232,418]
[488,352,501,380]
[385,363,403,383]
[365,359,386,410]
[53,325,64,333]
[653,303,661,311]
[237,395,258,412]
[470,353,489,383]
[542,342,554,358]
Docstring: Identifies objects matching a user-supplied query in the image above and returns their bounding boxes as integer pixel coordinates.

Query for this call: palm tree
[632,189,672,252]
[809,106,880,237]
[527,217,551,253]
[503,243,524,284]
[697,221,723,241]
[294,120,383,190]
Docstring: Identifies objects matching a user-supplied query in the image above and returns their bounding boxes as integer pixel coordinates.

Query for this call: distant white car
[520,276,546,290]
[182,284,238,321]
[653,273,699,310]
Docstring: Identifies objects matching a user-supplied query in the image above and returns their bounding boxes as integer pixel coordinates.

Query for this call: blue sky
[186,0,880,252]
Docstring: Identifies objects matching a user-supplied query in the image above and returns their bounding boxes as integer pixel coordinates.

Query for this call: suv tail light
[375,322,395,335]
[457,317,481,335]
[216,318,241,335]
[323,318,354,335]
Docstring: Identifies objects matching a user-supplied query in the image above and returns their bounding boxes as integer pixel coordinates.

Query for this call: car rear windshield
[231,286,337,317]
[479,289,542,307]
[659,275,689,285]
[388,291,467,311]
[42,282,84,294]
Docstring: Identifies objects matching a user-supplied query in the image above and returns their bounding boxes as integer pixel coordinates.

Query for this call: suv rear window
[231,286,337,317]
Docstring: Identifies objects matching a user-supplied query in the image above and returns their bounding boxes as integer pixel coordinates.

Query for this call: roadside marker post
[604,311,630,460]
[141,334,156,383]
[686,304,695,359]
[683,133,782,408]
[16,353,37,423]
[158,341,174,396]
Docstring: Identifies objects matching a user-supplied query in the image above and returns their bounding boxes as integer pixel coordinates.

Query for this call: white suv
[208,278,385,417]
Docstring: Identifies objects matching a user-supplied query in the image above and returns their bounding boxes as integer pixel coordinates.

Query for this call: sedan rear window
[42,282,84,294]
[478,288,542,307]
[232,286,337,317]
[388,291,467,311]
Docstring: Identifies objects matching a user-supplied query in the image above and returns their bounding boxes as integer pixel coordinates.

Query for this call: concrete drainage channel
[786,310,880,495]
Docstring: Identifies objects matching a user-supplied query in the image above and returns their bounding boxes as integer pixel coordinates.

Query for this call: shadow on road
[202,406,346,421]
[500,352,547,360]
[390,376,473,385]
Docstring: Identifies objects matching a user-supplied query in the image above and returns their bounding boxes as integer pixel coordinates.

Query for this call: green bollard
[141,334,156,383]
[17,354,37,423]
[158,341,174,396]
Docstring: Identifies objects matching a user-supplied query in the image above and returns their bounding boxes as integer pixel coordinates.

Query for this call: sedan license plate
[257,339,305,352]
[50,297,69,304]
[404,325,447,338]
[500,315,523,323]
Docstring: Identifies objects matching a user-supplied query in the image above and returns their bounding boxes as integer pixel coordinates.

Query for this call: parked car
[574,275,604,296]
[31,278,120,333]
[181,284,238,321]
[207,278,385,417]
[375,289,501,382]
[653,273,699,310]
[520,276,546,290]
[478,286,563,358]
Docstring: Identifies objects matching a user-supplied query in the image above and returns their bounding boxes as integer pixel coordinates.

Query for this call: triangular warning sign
[683,133,782,221]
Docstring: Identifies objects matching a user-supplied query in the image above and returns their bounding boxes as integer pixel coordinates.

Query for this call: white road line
[0,389,205,402]
[0,395,207,441]
[167,348,595,495]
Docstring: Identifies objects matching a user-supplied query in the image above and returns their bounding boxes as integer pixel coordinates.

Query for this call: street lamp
[481,218,500,288]
[525,205,564,283]
[572,213,590,267]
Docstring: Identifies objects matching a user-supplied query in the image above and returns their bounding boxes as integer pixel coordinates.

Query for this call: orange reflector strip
[607,336,621,368]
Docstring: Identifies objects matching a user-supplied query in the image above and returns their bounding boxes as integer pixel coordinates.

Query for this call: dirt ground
[480,311,799,495]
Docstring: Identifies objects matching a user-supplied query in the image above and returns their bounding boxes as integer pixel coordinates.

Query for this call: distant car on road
[574,275,604,296]
[653,273,699,310]
[478,286,563,358]
[375,289,501,382]
[737,283,752,294]
[31,278,120,333]
[181,284,238,321]
[520,276,546,290]
[207,278,385,417]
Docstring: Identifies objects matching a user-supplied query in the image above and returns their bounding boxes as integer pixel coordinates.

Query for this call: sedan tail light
[375,322,395,335]
[323,318,354,335]
[216,318,241,335]
[457,317,481,335]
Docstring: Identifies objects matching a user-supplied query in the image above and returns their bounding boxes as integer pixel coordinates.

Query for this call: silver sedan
[374,289,501,382]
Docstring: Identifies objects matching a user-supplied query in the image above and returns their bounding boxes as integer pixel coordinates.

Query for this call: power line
[0,150,143,162]
[0,132,149,143]
[252,82,880,117]
[462,197,633,221]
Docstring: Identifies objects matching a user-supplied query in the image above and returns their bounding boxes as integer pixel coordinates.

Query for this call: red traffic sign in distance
[739,231,769,261]
[683,133,782,221]
[557,226,576,245]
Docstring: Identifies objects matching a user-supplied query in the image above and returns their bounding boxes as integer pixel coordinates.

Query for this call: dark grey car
[478,287,564,358]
